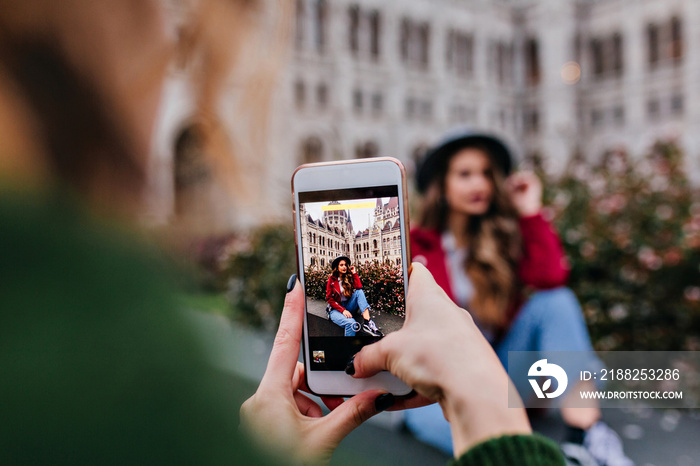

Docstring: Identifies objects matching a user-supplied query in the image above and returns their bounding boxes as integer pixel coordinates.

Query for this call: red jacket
[326,273,363,313]
[410,213,569,326]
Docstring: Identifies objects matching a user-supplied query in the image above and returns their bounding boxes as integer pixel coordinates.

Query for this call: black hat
[416,127,515,193]
[331,256,351,270]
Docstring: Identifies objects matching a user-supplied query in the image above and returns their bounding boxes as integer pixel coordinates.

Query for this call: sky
[304,197,391,232]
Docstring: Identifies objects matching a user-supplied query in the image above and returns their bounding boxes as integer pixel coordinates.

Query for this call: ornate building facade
[149,0,700,230]
[300,199,402,269]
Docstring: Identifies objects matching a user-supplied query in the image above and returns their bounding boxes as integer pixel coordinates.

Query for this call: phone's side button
[292,210,298,247]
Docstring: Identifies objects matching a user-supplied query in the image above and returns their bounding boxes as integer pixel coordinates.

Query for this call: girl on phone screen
[326,256,382,337]
[407,128,632,466]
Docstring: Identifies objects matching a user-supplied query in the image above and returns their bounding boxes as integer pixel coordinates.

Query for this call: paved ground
[193,311,700,466]
[306,298,405,337]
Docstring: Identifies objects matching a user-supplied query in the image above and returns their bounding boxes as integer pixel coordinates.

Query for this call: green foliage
[225,224,296,330]
[543,141,700,351]
[176,292,230,317]
[304,262,406,317]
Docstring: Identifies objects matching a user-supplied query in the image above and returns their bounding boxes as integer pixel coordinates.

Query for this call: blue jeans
[404,287,598,455]
[329,289,369,336]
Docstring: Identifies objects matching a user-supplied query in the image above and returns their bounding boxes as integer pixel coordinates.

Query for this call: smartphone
[292,158,412,397]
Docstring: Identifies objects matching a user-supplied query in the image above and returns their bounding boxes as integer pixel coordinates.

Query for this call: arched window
[647,24,659,68]
[590,38,604,77]
[295,0,305,50]
[670,17,683,61]
[355,140,379,158]
[314,0,327,52]
[612,33,623,75]
[174,125,209,219]
[348,6,359,54]
[294,80,306,109]
[400,19,410,62]
[300,136,323,164]
[373,239,378,249]
[525,37,540,86]
[418,23,430,68]
[369,10,381,59]
[396,258,401,265]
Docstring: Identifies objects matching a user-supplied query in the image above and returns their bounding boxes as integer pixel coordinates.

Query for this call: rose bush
[304,261,405,317]
[542,140,700,351]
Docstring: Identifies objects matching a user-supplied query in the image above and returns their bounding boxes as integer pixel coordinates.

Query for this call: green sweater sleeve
[449,434,566,466]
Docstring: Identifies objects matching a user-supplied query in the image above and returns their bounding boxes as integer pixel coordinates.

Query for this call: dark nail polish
[345,356,355,375]
[286,274,297,293]
[374,393,395,412]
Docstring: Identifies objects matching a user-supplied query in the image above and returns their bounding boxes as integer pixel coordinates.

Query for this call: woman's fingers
[260,278,305,389]
[294,391,324,418]
[405,263,451,322]
[322,391,434,413]
[291,361,306,391]
[347,336,395,379]
[321,396,346,411]
[317,390,389,446]
[386,393,434,411]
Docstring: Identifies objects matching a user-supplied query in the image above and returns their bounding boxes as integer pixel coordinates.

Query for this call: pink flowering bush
[304,261,406,317]
[542,140,700,351]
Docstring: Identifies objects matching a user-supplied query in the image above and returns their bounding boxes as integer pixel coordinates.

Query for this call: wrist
[441,375,531,458]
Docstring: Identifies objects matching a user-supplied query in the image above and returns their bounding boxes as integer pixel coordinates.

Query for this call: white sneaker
[362,320,383,337]
[368,319,383,336]
[560,442,600,466]
[583,421,635,466]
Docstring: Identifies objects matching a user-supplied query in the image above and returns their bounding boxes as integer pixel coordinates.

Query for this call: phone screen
[298,185,407,371]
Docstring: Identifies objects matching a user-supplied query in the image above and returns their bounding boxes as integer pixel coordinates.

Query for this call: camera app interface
[299,186,406,371]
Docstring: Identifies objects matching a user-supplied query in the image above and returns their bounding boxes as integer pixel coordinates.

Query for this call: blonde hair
[418,145,521,328]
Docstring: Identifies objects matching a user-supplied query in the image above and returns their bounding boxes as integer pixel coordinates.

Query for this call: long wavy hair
[418,143,521,328]
[331,260,354,299]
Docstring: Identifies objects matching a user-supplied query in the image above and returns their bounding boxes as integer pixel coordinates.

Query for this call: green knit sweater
[452,434,565,466]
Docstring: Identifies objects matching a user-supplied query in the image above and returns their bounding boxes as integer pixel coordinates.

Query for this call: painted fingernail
[286,274,297,293]
[374,393,395,412]
[345,355,355,375]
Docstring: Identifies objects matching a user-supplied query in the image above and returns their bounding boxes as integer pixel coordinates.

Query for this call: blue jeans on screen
[329,289,370,337]
[404,287,599,455]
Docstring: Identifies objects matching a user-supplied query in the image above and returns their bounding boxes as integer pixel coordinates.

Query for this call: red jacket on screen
[410,213,569,326]
[326,272,363,313]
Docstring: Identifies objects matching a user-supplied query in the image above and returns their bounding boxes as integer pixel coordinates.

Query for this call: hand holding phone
[292,158,412,397]
[240,277,392,464]
[348,263,532,457]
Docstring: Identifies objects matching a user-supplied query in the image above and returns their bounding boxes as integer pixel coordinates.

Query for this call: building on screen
[299,199,402,268]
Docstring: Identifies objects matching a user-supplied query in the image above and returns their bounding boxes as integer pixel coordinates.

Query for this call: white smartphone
[292,158,413,397]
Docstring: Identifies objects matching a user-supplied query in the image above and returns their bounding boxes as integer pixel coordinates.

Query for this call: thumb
[348,334,397,379]
[317,391,393,445]
[260,275,305,389]
[406,262,451,321]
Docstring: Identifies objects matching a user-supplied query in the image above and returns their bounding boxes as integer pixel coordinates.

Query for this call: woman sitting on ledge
[326,256,383,337]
